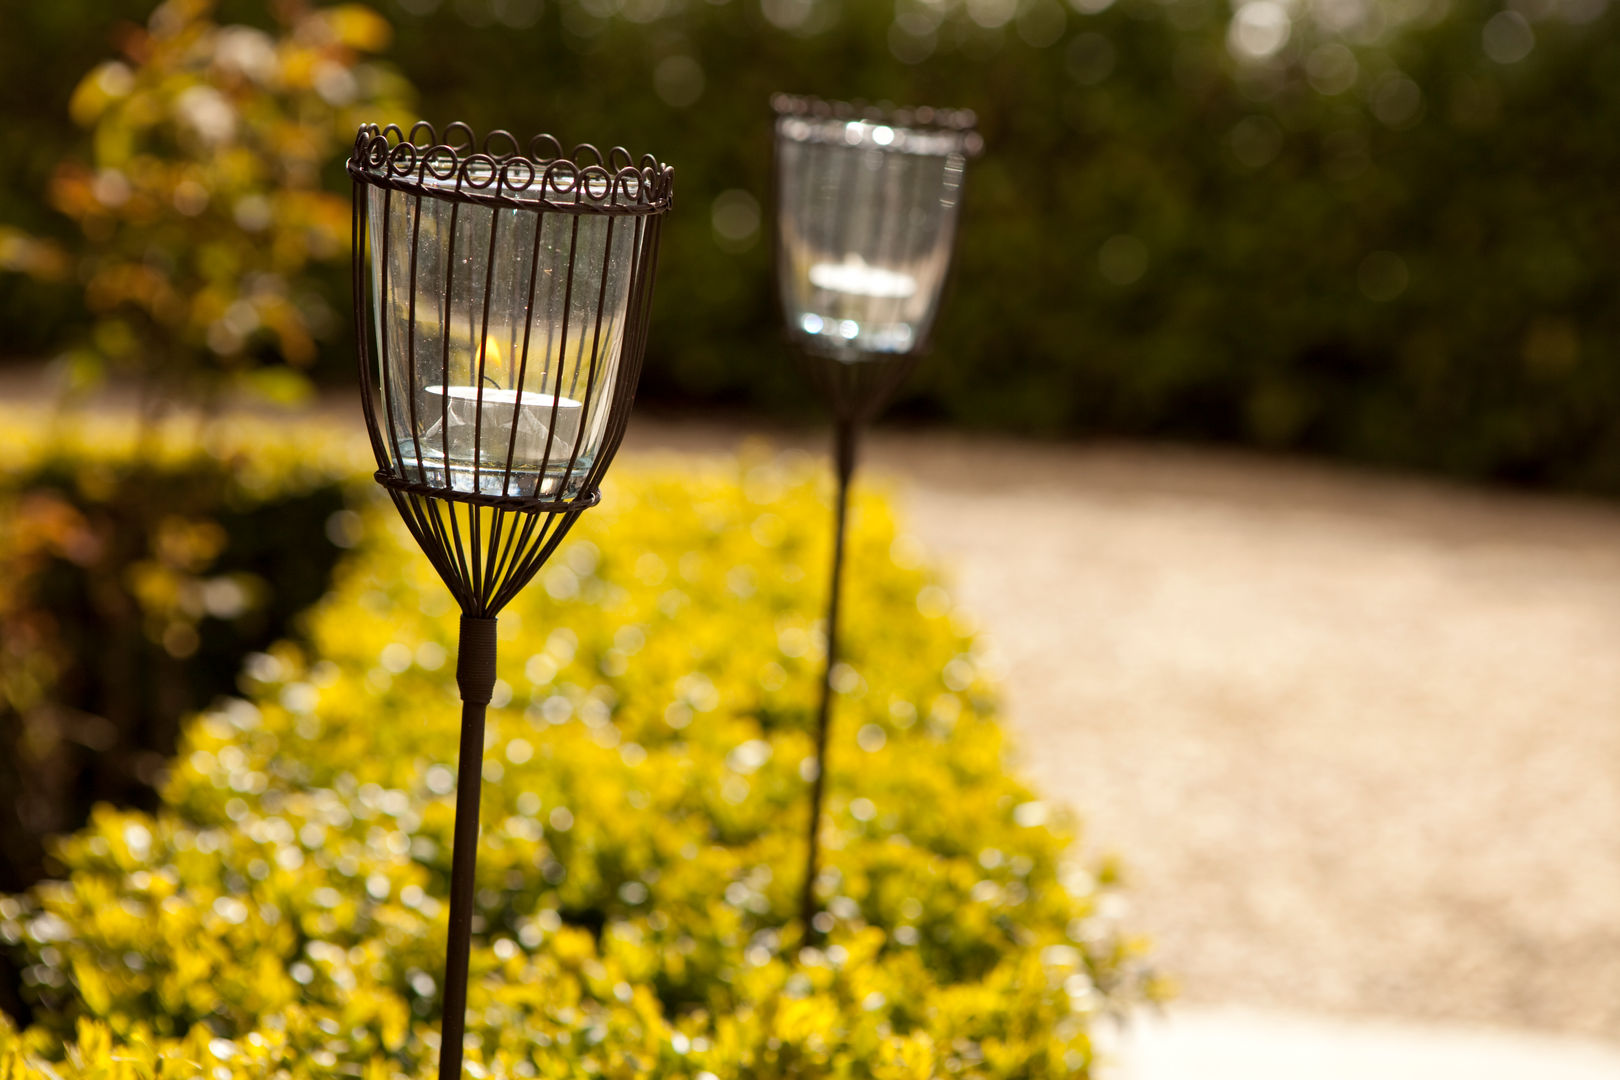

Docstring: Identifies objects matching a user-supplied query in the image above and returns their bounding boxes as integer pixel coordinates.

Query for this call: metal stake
[439,615,497,1079]
[770,96,979,944]
[800,417,857,938]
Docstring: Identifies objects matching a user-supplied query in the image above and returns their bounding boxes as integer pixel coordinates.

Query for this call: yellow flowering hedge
[0,434,1159,1077]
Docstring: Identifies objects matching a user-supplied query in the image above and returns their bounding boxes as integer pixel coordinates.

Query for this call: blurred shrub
[7,0,409,406]
[0,413,370,895]
[0,442,1160,1076]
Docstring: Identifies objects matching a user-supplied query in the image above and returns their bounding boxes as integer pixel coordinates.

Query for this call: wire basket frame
[348,121,673,617]
[772,94,980,423]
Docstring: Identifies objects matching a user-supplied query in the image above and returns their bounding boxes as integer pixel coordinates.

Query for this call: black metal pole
[440,615,497,1080]
[800,416,858,941]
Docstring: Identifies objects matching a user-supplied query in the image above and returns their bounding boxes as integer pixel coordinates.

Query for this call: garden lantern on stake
[347,121,672,1079]
[771,95,979,937]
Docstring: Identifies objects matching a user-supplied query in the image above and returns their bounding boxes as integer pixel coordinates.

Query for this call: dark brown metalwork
[771,94,978,941]
[348,121,672,1079]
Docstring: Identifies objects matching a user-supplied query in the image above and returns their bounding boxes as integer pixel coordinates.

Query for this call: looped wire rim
[348,121,676,215]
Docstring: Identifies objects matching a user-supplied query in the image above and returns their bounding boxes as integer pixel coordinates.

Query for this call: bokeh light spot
[1227,1,1292,61]
[1305,42,1358,95]
[1066,32,1115,84]
[654,55,705,107]
[1358,250,1409,301]
[711,189,760,253]
[1099,234,1149,285]
[1482,11,1534,63]
[1227,115,1283,168]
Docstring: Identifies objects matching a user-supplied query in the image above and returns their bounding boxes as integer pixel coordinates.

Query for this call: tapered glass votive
[774,100,979,361]
[352,126,669,504]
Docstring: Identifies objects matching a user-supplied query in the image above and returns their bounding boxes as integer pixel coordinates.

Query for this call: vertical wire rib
[595,215,647,472]
[830,140,866,419]
[385,491,437,577]
[377,187,405,474]
[409,199,462,577]
[486,508,547,608]
[585,213,659,490]
[414,497,470,612]
[352,181,389,469]
[619,217,662,415]
[480,508,506,604]
[505,194,547,497]
[857,149,934,421]
[539,215,581,494]
[477,505,504,608]
[494,510,579,612]
[439,201,477,601]
[420,488,465,609]
[488,197,562,584]
[407,191,428,481]
[613,215,651,420]
[538,211,559,413]
[482,488,547,599]
[453,505,480,614]
[469,203,504,603]
[911,151,956,356]
[769,119,792,340]
[880,150,925,358]
[471,197,501,498]
[492,515,556,613]
[561,213,615,487]
[565,241,591,401]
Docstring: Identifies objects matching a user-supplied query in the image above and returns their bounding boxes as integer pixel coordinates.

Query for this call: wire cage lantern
[347,120,673,1079]
[773,94,980,424]
[771,94,979,938]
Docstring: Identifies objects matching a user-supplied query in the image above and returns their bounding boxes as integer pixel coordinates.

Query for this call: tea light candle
[425,384,583,467]
[808,255,917,298]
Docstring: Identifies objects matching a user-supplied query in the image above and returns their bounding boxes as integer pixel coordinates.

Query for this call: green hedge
[8,0,1620,490]
[0,414,367,895]
[404,0,1620,492]
[0,441,1160,1076]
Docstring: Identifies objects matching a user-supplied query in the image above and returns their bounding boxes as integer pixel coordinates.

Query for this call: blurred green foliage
[6,0,1617,486]
[297,0,1620,490]
[0,433,1161,1077]
[0,413,368,895]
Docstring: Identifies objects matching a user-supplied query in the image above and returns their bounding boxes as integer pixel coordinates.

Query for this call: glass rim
[771,93,984,157]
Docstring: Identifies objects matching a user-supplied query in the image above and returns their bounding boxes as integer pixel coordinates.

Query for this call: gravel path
[625,417,1620,1042]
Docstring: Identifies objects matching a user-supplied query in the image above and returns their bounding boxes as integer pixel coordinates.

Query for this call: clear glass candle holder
[351,124,671,503]
[773,98,980,360]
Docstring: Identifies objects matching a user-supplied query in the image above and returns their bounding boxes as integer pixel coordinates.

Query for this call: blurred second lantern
[771,95,979,939]
[774,95,980,407]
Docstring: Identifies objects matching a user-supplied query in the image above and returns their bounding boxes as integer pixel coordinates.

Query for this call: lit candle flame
[477,333,505,376]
